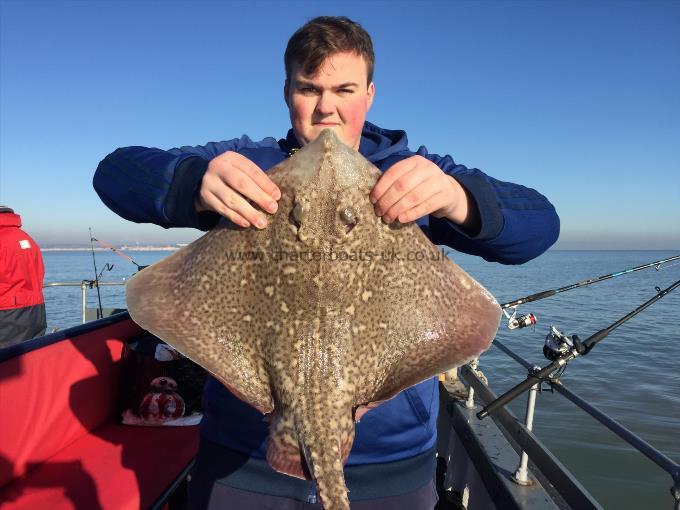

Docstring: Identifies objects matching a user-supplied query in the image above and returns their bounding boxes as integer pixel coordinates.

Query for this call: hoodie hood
[0,212,21,228]
[283,121,409,163]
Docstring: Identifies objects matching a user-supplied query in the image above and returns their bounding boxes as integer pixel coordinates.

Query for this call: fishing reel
[536,326,582,381]
[504,305,538,330]
[508,312,537,330]
[543,325,585,361]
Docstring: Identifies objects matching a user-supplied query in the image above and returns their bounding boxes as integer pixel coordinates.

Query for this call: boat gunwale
[0,311,131,363]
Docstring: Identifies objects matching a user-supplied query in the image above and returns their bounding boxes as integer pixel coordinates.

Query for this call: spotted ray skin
[126,129,501,510]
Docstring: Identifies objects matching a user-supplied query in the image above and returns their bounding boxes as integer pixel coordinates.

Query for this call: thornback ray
[125,129,501,510]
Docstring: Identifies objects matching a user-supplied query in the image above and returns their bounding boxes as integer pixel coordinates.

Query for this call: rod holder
[511,383,539,486]
[465,359,479,410]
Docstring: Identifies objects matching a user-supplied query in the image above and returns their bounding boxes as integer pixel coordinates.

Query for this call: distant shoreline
[42,246,183,252]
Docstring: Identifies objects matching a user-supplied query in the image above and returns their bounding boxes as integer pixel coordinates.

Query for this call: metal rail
[459,364,602,509]
[43,281,125,324]
[465,339,680,509]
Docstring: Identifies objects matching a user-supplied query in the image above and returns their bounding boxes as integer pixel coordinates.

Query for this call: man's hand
[369,155,480,232]
[195,151,281,228]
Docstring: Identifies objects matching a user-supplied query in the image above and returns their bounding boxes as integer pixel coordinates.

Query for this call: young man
[94,16,559,510]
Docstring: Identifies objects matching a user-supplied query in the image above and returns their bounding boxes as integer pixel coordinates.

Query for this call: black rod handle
[477,372,542,419]
[502,290,556,309]
[477,360,563,419]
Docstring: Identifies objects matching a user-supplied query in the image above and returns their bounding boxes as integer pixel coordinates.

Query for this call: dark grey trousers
[192,479,438,510]
[0,303,46,348]
[188,439,438,510]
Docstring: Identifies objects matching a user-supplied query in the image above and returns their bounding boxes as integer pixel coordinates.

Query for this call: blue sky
[1,0,678,249]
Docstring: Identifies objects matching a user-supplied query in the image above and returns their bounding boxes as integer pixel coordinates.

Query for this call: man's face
[285,52,375,150]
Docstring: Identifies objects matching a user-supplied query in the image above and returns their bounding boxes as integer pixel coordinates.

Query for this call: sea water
[42,249,680,509]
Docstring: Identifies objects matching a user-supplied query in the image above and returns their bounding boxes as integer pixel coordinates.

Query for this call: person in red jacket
[0,206,47,347]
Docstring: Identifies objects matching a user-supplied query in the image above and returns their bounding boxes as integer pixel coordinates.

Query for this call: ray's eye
[291,202,305,228]
[340,207,358,234]
[293,202,305,223]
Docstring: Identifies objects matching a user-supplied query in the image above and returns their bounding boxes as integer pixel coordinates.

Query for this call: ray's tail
[296,406,355,510]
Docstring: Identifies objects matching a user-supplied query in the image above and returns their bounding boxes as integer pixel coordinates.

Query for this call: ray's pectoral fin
[357,269,502,410]
[125,233,274,414]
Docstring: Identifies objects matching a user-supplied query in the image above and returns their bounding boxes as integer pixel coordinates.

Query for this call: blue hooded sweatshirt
[94,121,559,499]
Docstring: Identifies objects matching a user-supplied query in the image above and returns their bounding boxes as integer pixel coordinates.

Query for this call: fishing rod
[89,228,104,320]
[502,254,680,330]
[91,236,147,271]
[477,277,680,420]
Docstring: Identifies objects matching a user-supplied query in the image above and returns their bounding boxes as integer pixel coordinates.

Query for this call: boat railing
[43,280,126,324]
[462,340,680,509]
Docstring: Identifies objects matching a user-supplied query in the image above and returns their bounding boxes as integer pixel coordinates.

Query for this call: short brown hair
[284,16,375,85]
